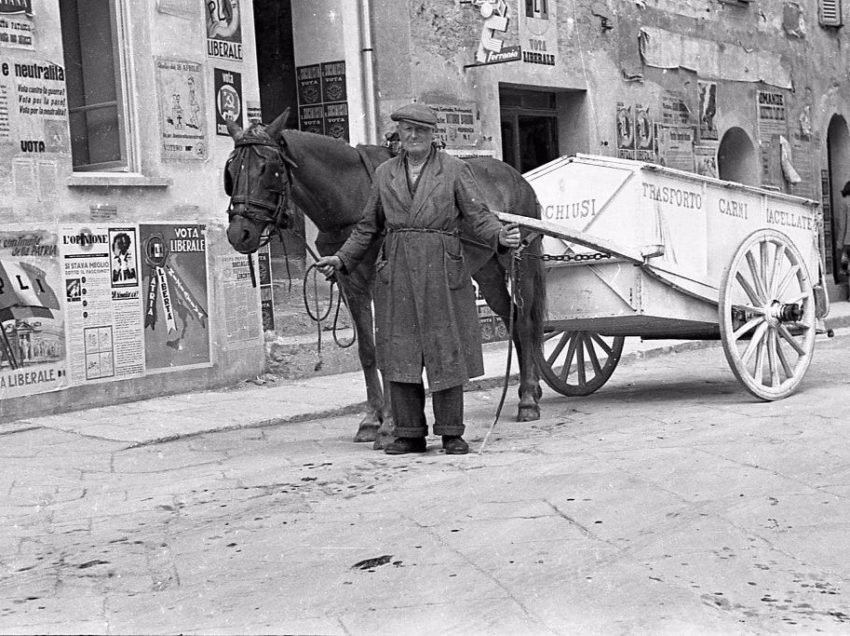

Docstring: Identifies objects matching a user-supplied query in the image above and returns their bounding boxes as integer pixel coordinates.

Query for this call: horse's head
[224,110,298,254]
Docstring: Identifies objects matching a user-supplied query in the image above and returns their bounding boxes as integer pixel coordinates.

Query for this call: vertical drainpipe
[358,0,378,144]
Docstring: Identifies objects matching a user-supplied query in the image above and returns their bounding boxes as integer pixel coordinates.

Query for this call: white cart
[500,154,829,401]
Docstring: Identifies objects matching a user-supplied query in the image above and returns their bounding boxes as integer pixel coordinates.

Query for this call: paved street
[2,330,850,635]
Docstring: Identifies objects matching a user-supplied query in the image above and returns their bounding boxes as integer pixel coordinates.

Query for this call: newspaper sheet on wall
[757,90,788,189]
[140,224,211,372]
[219,252,261,348]
[0,227,67,399]
[60,225,145,385]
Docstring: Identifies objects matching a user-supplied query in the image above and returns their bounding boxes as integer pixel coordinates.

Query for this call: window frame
[61,0,137,173]
[820,0,843,27]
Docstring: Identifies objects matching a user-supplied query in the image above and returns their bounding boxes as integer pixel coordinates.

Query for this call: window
[820,0,843,26]
[525,0,548,19]
[60,0,129,171]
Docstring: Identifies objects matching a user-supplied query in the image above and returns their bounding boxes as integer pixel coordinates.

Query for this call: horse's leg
[335,269,388,445]
[473,258,541,422]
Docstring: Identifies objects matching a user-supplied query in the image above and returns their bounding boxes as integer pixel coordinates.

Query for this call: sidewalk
[8,301,850,447]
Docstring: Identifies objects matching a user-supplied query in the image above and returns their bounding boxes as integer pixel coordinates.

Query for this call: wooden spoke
[732,315,764,340]
[735,271,763,306]
[534,330,625,397]
[774,264,801,300]
[776,323,807,356]
[745,251,768,303]
[768,243,786,297]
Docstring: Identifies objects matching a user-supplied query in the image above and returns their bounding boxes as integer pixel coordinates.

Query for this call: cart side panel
[528,159,650,258]
[701,187,821,288]
[544,262,719,334]
[636,170,710,287]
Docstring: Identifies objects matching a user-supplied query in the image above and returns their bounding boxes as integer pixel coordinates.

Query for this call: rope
[302,257,357,370]
[478,247,519,455]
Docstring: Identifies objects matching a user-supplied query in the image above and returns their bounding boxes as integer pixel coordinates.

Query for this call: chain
[528,252,614,262]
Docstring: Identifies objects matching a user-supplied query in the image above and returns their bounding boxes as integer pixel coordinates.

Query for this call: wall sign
[0,227,66,399]
[140,223,210,371]
[155,58,207,161]
[0,0,34,49]
[464,0,520,66]
[214,67,242,135]
[296,61,348,141]
[519,0,557,66]
[205,0,242,61]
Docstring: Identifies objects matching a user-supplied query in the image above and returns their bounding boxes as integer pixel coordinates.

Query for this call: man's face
[397,121,434,157]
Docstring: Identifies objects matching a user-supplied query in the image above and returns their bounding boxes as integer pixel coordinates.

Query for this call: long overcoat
[337,148,504,391]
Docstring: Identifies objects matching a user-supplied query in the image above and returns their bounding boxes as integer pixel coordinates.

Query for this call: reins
[227,132,356,369]
[478,241,526,455]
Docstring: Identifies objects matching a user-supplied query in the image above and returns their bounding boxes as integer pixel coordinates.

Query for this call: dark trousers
[390,381,464,438]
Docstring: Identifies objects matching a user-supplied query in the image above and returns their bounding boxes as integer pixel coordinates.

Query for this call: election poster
[296,61,349,140]
[206,0,243,61]
[60,225,144,385]
[0,0,34,49]
[139,224,211,371]
[155,58,207,161]
[214,67,242,135]
[0,227,67,399]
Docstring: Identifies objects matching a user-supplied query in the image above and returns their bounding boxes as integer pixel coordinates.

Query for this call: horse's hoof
[372,433,393,451]
[353,424,379,443]
[517,406,540,422]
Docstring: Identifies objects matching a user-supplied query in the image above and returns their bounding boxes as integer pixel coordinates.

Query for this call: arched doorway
[717,127,759,186]
[827,115,850,293]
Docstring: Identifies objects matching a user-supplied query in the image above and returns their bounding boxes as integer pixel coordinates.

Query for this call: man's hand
[498,222,521,248]
[315,255,343,279]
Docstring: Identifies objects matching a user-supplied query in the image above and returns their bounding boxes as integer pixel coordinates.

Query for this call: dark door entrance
[252,0,304,278]
[500,87,559,173]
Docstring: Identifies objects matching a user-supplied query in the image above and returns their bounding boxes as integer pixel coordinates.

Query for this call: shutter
[821,0,843,26]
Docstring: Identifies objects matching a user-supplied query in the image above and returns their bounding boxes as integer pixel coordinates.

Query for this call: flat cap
[390,103,438,127]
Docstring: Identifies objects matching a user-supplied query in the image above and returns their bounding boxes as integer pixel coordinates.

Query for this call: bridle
[224,134,295,250]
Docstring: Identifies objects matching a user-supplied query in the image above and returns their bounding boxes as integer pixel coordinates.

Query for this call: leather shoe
[384,437,427,455]
[442,435,469,455]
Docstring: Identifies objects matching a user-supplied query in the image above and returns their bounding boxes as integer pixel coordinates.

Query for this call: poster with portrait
[694,145,718,179]
[109,228,139,287]
[0,227,67,399]
[616,102,635,159]
[634,103,655,161]
[698,80,718,141]
[155,58,207,161]
[139,223,211,371]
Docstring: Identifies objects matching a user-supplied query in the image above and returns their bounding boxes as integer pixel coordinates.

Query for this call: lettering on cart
[718,198,748,220]
[641,183,703,209]
[543,199,597,220]
[766,207,814,231]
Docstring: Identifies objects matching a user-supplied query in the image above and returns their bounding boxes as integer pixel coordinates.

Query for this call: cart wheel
[719,229,816,401]
[533,329,625,396]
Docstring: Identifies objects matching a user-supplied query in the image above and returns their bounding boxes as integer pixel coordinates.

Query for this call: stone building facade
[1,0,848,421]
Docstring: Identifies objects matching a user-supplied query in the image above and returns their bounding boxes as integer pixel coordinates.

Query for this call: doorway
[717,127,759,186]
[500,87,559,173]
[252,0,305,279]
[827,115,850,294]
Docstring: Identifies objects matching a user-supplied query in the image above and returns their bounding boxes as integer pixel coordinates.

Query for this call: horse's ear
[227,119,244,142]
[266,108,290,140]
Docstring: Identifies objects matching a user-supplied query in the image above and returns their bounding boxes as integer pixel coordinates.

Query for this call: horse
[223,110,546,449]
